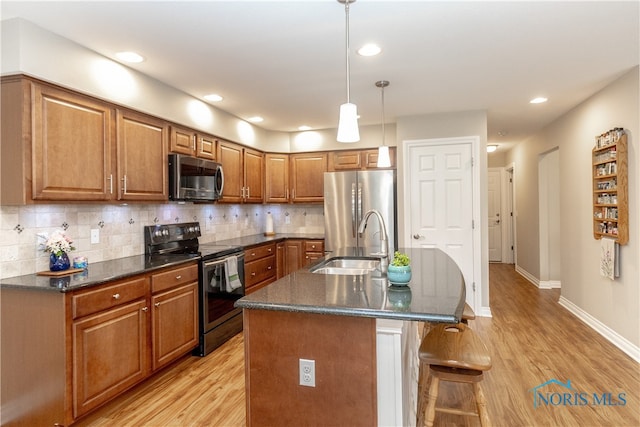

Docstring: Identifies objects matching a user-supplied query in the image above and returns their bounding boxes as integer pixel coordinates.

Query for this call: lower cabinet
[69,262,198,423]
[244,242,277,294]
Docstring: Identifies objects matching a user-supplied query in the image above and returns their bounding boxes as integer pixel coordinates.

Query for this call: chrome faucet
[357,209,389,271]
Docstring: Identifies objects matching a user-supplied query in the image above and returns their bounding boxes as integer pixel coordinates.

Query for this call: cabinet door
[285,240,304,275]
[290,153,327,203]
[32,83,113,201]
[117,109,168,201]
[72,299,149,418]
[217,140,244,203]
[328,150,361,171]
[244,148,264,203]
[151,282,198,371]
[169,125,196,156]
[265,153,290,203]
[197,134,217,160]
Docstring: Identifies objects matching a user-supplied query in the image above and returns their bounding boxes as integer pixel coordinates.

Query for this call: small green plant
[390,251,410,267]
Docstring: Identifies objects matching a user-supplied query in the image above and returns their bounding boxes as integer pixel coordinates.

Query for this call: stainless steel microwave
[168,154,224,202]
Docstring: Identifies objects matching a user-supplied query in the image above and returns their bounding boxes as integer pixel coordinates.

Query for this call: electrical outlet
[285,215,291,224]
[299,359,315,387]
[90,228,100,244]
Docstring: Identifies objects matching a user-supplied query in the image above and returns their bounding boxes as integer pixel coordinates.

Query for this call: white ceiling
[2,1,639,151]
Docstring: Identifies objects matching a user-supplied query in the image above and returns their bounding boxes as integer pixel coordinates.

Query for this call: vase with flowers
[40,229,75,272]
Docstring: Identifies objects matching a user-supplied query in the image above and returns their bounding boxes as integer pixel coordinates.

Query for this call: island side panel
[244,309,377,427]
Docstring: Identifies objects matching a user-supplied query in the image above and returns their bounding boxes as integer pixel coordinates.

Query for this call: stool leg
[424,374,440,427]
[473,382,490,427]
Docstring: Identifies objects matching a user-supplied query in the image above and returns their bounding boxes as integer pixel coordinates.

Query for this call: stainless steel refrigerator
[324,170,397,254]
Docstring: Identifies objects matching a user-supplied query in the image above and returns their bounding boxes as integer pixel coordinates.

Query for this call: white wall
[395,110,489,308]
[506,66,639,350]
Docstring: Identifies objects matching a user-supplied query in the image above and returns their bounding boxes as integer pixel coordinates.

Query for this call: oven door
[200,254,245,332]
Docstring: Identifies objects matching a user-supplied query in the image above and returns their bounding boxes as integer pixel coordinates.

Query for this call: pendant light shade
[376,80,391,167]
[337,102,360,143]
[337,0,359,143]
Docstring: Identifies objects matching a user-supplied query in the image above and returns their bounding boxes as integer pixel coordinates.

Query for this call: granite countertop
[235,247,466,323]
[0,233,324,293]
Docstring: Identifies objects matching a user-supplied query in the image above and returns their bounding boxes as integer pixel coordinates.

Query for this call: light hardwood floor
[77,264,639,426]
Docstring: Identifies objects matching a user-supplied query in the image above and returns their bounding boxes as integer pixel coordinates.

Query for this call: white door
[405,138,476,308]
[487,168,502,262]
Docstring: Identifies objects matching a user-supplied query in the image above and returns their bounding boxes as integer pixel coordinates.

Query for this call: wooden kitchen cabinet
[244,242,277,293]
[1,76,168,204]
[169,124,216,160]
[303,239,325,266]
[265,153,290,203]
[289,152,327,203]
[71,276,150,419]
[150,264,199,371]
[276,241,286,279]
[116,109,168,201]
[217,140,264,203]
[32,80,114,201]
[328,148,396,171]
[284,239,304,275]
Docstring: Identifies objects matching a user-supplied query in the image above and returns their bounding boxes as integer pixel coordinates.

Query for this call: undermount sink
[310,257,380,275]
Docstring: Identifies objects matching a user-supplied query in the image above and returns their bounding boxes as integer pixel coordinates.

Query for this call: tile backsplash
[0,203,324,279]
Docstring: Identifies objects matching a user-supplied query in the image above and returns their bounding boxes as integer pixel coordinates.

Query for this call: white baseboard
[515,264,539,287]
[558,296,640,363]
[477,306,492,318]
[539,280,561,289]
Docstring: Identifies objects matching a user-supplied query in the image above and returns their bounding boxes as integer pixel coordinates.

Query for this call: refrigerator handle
[351,183,357,237]
[357,182,363,226]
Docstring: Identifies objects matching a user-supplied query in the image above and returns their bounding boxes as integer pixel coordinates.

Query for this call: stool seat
[462,302,476,323]
[419,323,491,371]
[419,323,492,427]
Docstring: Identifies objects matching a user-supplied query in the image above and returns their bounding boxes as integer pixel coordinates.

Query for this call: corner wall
[506,66,639,350]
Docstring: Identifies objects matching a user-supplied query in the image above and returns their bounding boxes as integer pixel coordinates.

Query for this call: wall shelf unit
[592,131,628,245]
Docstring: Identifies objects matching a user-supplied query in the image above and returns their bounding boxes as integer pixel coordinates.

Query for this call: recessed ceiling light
[204,94,223,102]
[248,116,264,123]
[115,51,144,63]
[358,43,381,57]
[530,97,548,104]
[298,125,312,131]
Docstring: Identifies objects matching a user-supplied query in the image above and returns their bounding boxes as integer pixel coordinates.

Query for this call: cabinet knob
[267,266,272,270]
[311,245,316,249]
[175,275,182,280]
[142,307,148,312]
[268,248,272,252]
[251,252,256,256]
[155,302,160,307]
[251,272,256,276]
[112,293,120,300]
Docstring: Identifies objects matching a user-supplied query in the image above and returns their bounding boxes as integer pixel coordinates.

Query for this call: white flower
[39,229,75,256]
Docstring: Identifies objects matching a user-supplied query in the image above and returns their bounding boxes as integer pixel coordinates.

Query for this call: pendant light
[376,80,391,167]
[336,0,360,143]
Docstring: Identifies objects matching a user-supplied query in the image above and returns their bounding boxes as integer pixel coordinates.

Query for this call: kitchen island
[236,247,465,427]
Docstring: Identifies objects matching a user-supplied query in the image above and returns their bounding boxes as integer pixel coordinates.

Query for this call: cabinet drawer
[72,277,148,319]
[304,240,324,252]
[245,255,276,287]
[151,263,198,294]
[245,243,276,263]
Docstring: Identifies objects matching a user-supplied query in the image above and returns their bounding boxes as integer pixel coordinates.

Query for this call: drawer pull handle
[142,307,148,312]
[155,302,160,307]
[251,272,256,276]
[113,293,120,300]
[251,252,256,256]
[267,266,272,270]
[175,275,182,280]
[268,248,272,252]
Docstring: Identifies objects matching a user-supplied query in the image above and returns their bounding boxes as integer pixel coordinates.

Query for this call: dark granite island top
[236,247,466,323]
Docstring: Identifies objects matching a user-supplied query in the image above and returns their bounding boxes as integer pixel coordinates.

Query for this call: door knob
[413,234,422,240]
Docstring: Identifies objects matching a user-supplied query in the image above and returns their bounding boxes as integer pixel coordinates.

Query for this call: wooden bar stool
[419,322,492,427]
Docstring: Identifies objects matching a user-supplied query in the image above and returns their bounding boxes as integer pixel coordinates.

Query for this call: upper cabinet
[169,125,216,160]
[290,152,327,203]
[265,153,290,203]
[327,148,396,171]
[1,77,169,204]
[116,109,168,201]
[217,139,264,203]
